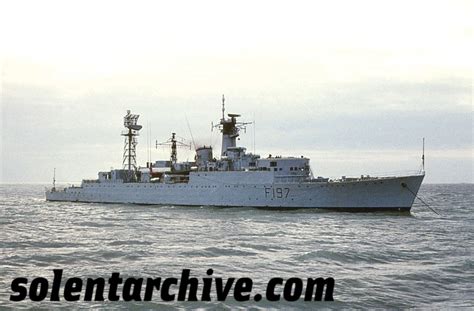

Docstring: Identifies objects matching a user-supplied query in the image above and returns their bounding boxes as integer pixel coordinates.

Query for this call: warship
[46,96,425,211]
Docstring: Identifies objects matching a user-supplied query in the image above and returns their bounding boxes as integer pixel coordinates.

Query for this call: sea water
[1,184,472,309]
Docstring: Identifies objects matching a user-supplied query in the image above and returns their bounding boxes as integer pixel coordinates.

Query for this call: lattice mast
[122,110,142,181]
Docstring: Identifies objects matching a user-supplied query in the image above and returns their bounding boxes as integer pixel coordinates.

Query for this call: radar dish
[228,113,241,117]
[130,125,142,131]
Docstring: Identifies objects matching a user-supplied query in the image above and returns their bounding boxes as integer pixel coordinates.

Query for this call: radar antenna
[156,133,191,172]
[122,110,142,182]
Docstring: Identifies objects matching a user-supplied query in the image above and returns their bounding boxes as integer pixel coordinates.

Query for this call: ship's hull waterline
[46,174,424,211]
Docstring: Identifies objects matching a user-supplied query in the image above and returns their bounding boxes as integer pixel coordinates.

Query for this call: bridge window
[270,161,277,167]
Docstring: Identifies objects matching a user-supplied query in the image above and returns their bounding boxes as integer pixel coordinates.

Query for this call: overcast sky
[1,0,472,183]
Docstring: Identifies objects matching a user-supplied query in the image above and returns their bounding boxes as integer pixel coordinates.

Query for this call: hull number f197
[264,187,290,199]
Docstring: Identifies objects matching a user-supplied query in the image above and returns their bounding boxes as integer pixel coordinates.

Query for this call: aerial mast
[52,168,56,191]
[422,137,425,172]
[156,133,191,172]
[213,95,252,157]
[122,110,142,182]
[222,94,225,120]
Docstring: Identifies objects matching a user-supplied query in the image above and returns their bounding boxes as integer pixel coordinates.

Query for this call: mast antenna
[253,112,256,154]
[422,137,425,172]
[149,122,152,164]
[147,121,150,163]
[53,168,56,190]
[222,94,225,120]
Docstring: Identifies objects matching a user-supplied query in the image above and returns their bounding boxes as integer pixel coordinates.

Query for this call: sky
[1,0,472,183]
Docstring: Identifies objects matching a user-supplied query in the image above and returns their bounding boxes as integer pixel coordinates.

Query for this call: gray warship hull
[46,172,424,211]
[46,103,426,211]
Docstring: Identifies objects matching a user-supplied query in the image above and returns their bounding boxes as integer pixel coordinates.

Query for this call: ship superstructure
[46,96,424,211]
